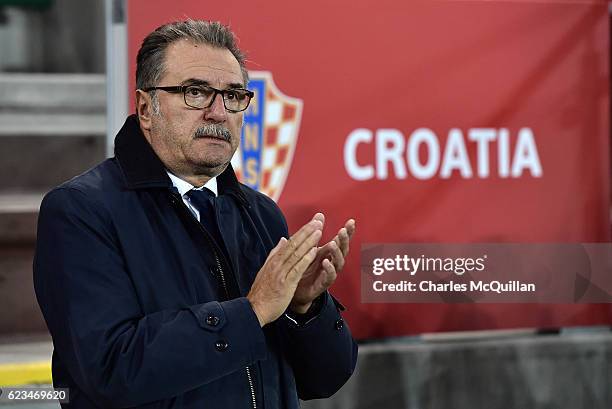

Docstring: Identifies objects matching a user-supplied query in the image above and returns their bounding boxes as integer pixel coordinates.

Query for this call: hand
[247,217,323,326]
[290,214,356,314]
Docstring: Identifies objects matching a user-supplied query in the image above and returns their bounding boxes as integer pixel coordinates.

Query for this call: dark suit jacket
[33,115,357,408]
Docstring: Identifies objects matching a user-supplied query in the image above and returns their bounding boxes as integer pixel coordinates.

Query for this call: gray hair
[136,20,249,113]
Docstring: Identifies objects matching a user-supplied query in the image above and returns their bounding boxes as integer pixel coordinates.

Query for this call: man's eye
[187,87,203,97]
[186,86,215,98]
[226,91,248,101]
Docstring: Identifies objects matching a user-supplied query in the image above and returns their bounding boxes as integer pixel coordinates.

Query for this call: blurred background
[0,0,610,408]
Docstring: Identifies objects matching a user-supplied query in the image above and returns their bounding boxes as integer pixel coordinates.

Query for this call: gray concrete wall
[0,73,106,335]
[302,331,612,409]
[0,0,105,73]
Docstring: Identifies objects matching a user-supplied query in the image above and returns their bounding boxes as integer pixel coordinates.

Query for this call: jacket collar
[114,114,247,204]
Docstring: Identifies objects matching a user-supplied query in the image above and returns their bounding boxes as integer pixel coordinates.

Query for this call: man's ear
[135,89,154,133]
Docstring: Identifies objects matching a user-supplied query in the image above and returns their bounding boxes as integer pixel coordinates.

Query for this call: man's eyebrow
[181,78,246,89]
[227,82,246,89]
[181,78,209,86]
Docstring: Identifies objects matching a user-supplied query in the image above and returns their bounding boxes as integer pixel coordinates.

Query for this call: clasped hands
[247,213,355,327]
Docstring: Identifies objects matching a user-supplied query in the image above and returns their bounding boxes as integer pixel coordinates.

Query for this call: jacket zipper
[173,195,258,409]
[212,244,257,409]
[245,366,257,409]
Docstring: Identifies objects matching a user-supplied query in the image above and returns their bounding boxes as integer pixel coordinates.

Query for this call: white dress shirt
[167,171,317,325]
[166,171,218,222]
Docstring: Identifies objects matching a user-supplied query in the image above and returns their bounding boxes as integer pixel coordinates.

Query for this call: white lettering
[440,128,472,178]
[498,128,510,177]
[511,128,542,177]
[468,128,496,178]
[343,127,543,180]
[407,128,440,179]
[376,129,406,179]
[344,128,374,180]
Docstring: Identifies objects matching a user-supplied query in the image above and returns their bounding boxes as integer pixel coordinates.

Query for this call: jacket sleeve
[278,291,358,400]
[33,187,267,408]
[249,194,358,399]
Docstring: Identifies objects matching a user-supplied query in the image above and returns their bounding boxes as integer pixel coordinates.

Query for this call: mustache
[194,124,232,142]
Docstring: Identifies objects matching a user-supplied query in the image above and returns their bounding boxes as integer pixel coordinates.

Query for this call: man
[34,20,357,408]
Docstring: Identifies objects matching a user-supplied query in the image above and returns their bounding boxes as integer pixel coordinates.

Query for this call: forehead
[161,39,244,86]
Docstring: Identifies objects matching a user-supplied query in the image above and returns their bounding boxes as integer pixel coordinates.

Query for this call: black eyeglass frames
[142,84,254,113]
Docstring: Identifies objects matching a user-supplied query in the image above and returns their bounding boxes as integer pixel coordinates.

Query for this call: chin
[193,157,230,172]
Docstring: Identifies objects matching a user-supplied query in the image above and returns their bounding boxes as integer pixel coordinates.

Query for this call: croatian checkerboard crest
[231,71,303,201]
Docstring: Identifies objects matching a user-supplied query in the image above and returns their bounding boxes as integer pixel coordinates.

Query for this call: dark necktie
[187,188,225,252]
[187,188,240,298]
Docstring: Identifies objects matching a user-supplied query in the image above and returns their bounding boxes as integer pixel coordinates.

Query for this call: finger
[316,258,337,289]
[332,234,340,249]
[262,238,288,273]
[317,241,336,260]
[345,219,356,238]
[286,246,318,283]
[330,219,355,242]
[269,237,287,258]
[278,219,322,264]
[312,212,325,226]
[323,257,335,272]
[283,228,322,272]
[306,244,332,271]
[328,240,345,271]
[337,227,350,257]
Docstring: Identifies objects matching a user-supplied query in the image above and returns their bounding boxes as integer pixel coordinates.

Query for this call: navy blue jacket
[33,115,358,408]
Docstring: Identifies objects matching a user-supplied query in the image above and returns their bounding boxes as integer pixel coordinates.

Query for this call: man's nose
[203,93,227,122]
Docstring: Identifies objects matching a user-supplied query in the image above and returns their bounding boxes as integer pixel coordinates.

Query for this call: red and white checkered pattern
[232,71,302,201]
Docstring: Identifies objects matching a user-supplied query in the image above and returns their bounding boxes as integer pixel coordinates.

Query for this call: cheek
[169,113,199,142]
[156,121,193,155]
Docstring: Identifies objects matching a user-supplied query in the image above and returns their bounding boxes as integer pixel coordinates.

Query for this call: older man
[34,20,357,408]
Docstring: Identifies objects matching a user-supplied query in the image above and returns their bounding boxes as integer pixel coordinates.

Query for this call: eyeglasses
[142,84,254,113]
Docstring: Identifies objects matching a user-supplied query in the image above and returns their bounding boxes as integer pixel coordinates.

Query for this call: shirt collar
[113,115,247,206]
[166,171,218,197]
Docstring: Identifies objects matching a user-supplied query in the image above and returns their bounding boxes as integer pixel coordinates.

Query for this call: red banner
[128,0,611,338]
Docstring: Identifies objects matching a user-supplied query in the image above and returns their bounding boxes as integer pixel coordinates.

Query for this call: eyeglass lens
[184,85,251,111]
